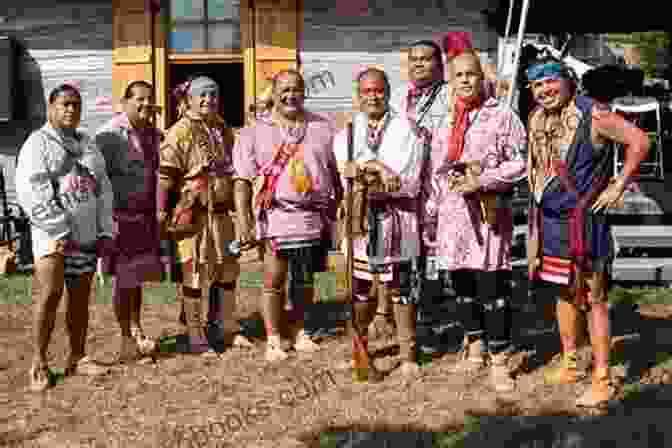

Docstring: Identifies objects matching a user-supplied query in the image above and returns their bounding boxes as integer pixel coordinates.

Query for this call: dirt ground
[2,253,672,447]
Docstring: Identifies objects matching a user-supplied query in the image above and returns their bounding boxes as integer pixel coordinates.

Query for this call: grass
[0,271,344,304]
[317,417,481,448]
[5,275,672,306]
[432,415,481,447]
[609,285,672,307]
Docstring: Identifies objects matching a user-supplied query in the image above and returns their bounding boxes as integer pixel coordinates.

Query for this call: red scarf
[445,94,484,162]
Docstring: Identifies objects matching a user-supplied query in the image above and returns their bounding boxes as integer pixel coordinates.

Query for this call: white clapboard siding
[0,50,114,211]
[300,0,499,115]
[30,49,114,134]
[0,154,17,210]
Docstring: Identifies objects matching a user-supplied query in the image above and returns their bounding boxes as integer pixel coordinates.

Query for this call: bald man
[158,74,253,355]
[426,51,527,392]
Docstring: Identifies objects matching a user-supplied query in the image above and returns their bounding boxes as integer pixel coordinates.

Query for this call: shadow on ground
[296,383,672,447]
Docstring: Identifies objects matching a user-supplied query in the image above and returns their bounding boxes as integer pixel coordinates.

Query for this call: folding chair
[611,96,664,180]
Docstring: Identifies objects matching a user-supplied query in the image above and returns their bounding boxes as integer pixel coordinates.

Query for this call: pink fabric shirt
[426,97,527,272]
[233,112,341,241]
[95,113,163,287]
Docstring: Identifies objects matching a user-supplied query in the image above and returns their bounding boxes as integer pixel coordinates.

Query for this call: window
[169,0,241,53]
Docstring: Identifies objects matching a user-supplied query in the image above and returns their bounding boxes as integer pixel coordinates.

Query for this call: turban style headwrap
[187,76,219,96]
[525,61,568,82]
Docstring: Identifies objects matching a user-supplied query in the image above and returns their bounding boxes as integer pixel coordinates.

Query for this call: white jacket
[15,122,114,259]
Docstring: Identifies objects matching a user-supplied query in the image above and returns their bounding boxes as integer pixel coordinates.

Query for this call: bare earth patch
[2,258,672,447]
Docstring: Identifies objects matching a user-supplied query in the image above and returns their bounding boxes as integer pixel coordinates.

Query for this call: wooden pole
[345,121,373,382]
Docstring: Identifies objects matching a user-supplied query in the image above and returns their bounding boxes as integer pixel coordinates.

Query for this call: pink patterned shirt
[426,97,527,271]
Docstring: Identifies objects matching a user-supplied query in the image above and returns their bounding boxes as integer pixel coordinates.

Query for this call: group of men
[16,33,649,409]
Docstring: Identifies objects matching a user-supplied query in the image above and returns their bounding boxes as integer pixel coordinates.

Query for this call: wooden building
[0,0,500,204]
[110,0,500,130]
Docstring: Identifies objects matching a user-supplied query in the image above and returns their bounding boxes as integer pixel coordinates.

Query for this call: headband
[526,62,567,82]
[188,76,219,94]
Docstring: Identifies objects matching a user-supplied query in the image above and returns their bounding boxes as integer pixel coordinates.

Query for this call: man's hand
[364,163,400,193]
[449,172,480,194]
[343,161,359,180]
[49,239,76,255]
[233,179,255,249]
[381,172,401,193]
[592,176,627,213]
[337,202,347,221]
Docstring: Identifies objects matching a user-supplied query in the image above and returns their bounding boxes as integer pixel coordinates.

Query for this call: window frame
[168,0,243,55]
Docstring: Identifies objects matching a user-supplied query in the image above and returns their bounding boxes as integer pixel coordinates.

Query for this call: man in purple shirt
[233,69,343,362]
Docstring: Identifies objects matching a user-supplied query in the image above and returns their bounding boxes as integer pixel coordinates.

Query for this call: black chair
[0,167,32,269]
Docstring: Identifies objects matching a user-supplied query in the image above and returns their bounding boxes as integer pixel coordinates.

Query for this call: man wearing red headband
[526,59,649,407]
[442,32,498,99]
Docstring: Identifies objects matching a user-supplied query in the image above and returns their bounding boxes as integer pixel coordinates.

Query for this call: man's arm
[590,106,650,212]
[231,127,258,245]
[156,128,186,232]
[592,107,650,180]
[233,179,252,222]
[478,109,528,192]
[326,134,344,208]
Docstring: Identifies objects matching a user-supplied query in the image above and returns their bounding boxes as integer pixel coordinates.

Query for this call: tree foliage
[605,32,671,78]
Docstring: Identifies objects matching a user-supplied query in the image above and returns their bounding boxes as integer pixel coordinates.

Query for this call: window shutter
[253,0,298,99]
[112,0,154,111]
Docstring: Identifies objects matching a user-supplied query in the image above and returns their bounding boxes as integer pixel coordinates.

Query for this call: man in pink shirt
[233,70,343,362]
[425,51,527,392]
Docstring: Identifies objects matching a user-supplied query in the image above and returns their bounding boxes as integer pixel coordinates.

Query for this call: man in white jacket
[16,84,115,392]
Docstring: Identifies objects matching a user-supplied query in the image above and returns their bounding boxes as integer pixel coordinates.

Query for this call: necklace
[280,123,306,144]
[367,113,389,150]
[273,112,307,144]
